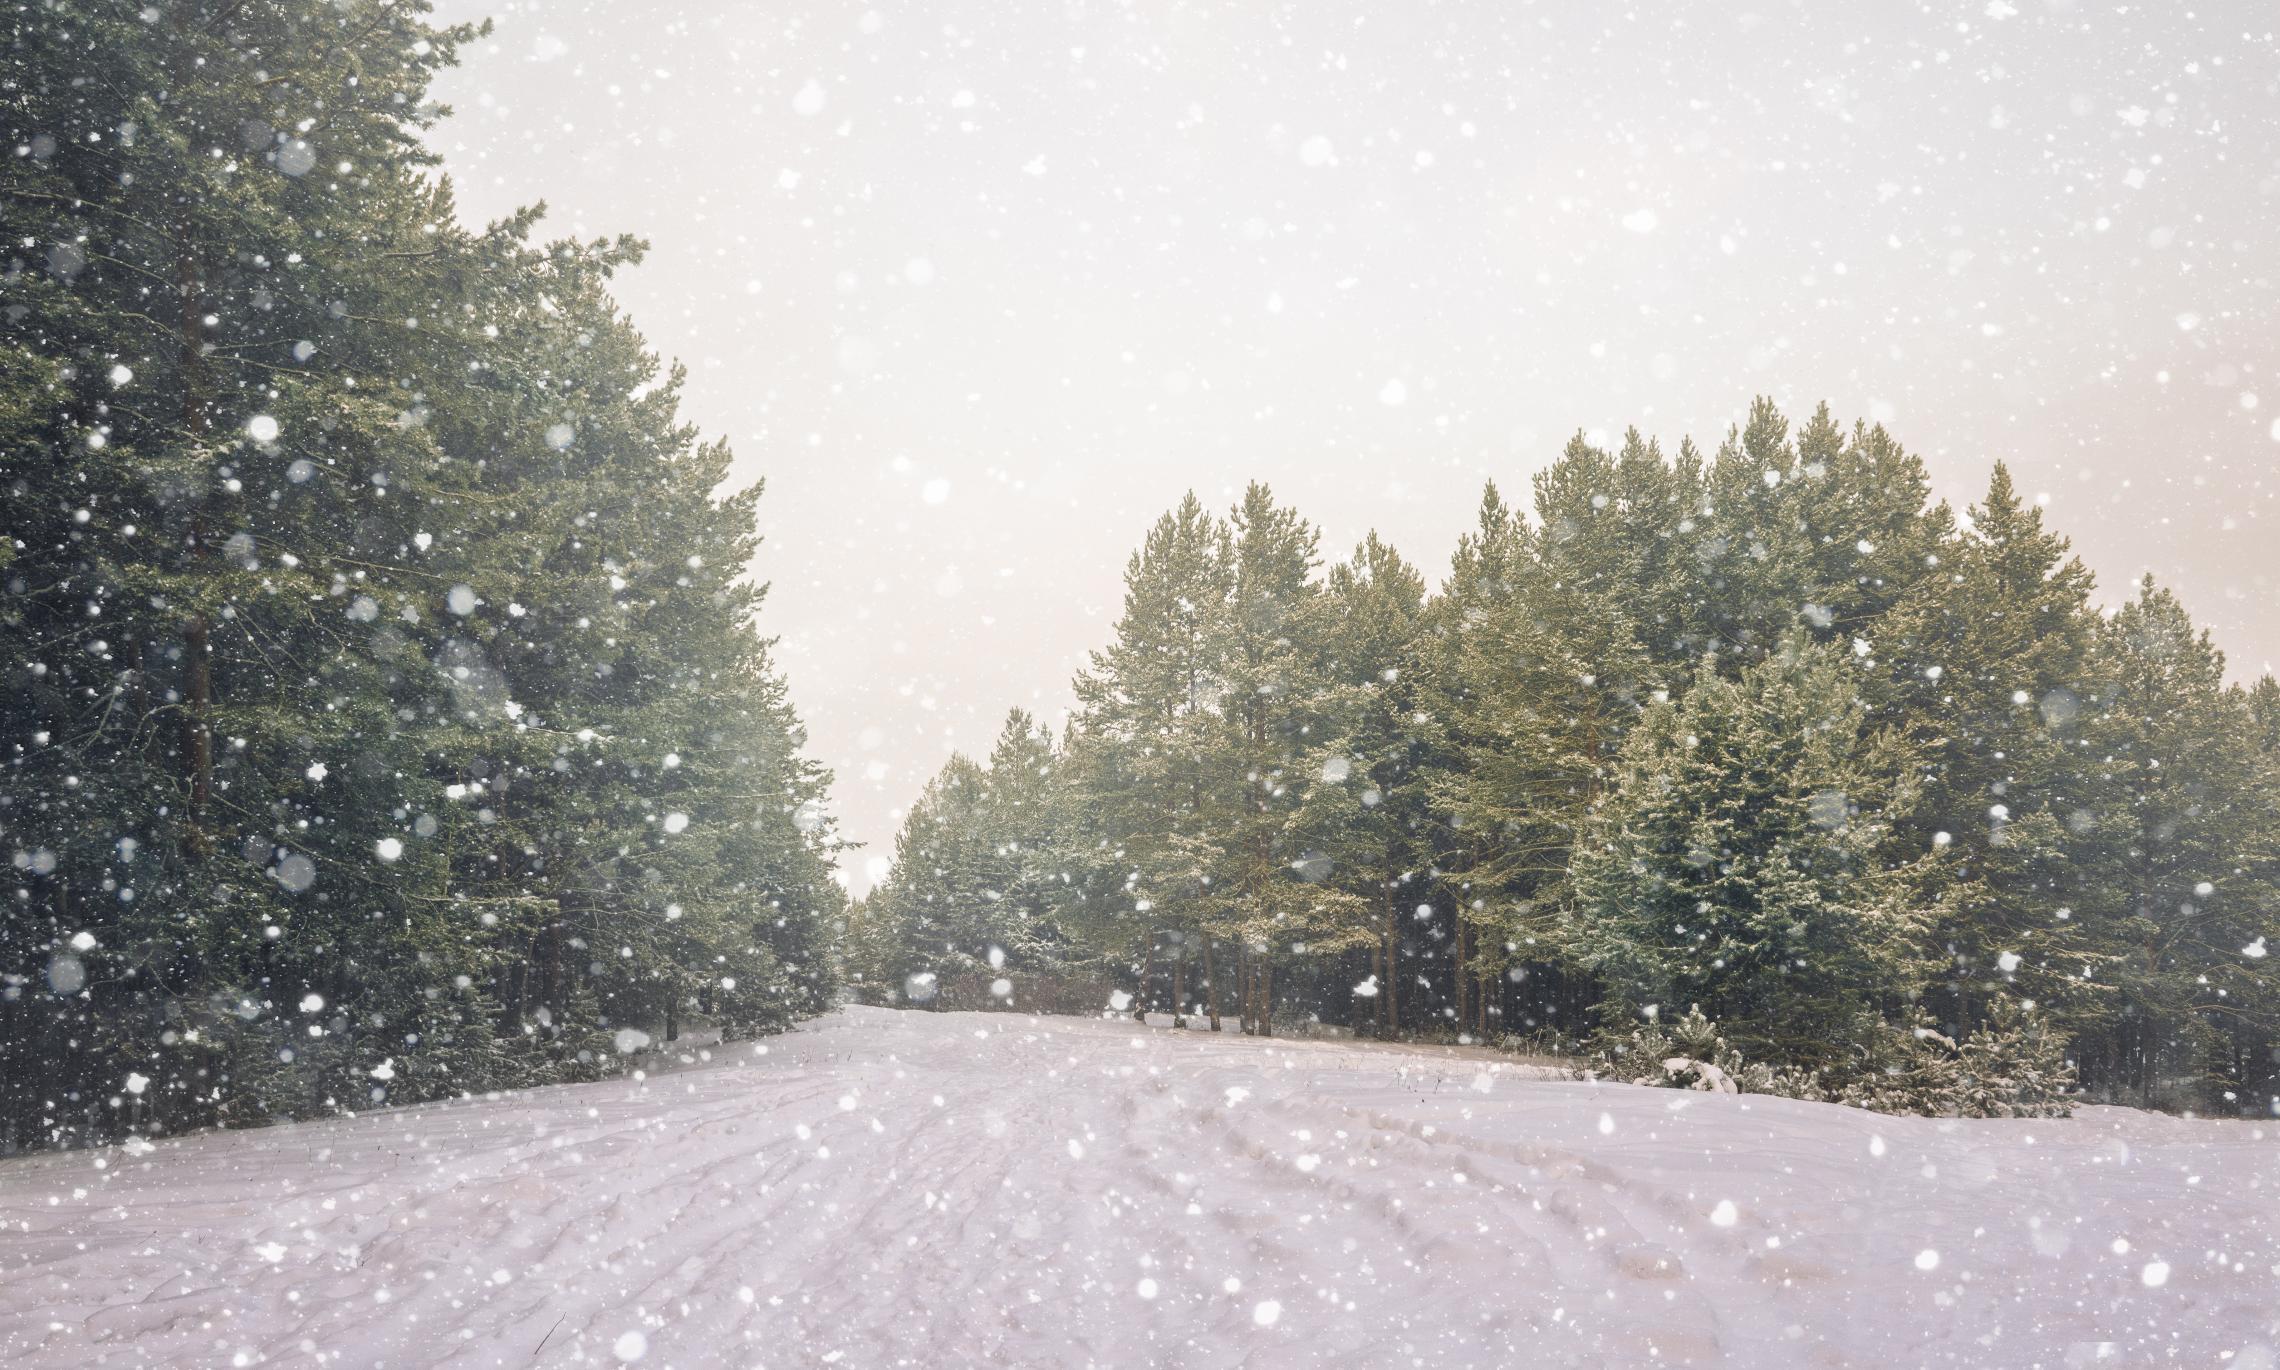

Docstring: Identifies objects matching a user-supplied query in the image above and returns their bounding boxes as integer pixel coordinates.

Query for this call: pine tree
[1298,534,1435,1035]
[857,709,1070,1008]
[1061,493,1234,1020]
[2,0,512,1146]
[1529,428,1709,673]
[1206,484,1365,1035]
[2059,580,2280,1106]
[1873,464,2106,1035]
[1569,634,1944,1068]
[1411,484,1529,1030]
[1,1,840,1150]
[1697,401,1951,669]
[1950,995,2077,1118]
[1422,442,1682,1039]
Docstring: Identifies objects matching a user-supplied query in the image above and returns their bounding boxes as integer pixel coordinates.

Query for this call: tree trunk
[1477,940,1494,1038]
[1453,911,1469,1036]
[182,618,212,841]
[503,933,528,1025]
[1258,961,1276,1038]
[544,918,566,1024]
[176,235,214,855]
[1171,949,1187,1029]
[1235,941,1252,1034]
[1382,878,1399,1039]
[1368,940,1384,1035]
[1203,937,1222,1031]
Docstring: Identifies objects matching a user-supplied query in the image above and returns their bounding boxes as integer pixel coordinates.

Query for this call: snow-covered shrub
[1829,1015,1965,1116]
[1954,998,2078,1117]
[1588,1001,2074,1117]
[1837,1001,2076,1118]
[1585,1005,1823,1099]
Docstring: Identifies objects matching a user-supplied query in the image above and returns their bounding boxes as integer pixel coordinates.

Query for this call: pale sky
[427,0,2280,891]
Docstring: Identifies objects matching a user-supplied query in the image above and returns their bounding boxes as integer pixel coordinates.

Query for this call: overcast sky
[427,0,2280,891]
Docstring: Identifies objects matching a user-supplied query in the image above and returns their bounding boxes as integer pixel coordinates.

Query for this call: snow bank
[3,1006,2274,1367]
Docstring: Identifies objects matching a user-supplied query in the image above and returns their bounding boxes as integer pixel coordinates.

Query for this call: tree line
[1,1,840,1152]
[854,408,2280,1114]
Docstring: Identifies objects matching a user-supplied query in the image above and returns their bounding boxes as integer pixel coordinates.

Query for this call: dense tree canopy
[2,0,840,1152]
[866,406,2279,1115]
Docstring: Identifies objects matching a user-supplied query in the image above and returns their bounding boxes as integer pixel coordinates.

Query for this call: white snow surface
[3,1005,2276,1367]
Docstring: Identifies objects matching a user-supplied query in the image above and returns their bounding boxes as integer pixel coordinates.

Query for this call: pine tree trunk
[176,233,214,855]
[1382,879,1399,1039]
[1203,937,1222,1031]
[1235,941,1251,1034]
[1368,941,1384,1035]
[503,933,528,1025]
[183,619,212,839]
[1453,912,1469,1036]
[1171,950,1187,1028]
[544,917,566,1025]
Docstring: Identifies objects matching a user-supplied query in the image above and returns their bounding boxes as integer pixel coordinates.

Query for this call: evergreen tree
[1529,428,1709,673]
[1697,401,1951,668]
[857,709,1068,1007]
[1298,534,1435,1035]
[2247,676,2280,755]
[1060,493,1234,1019]
[2059,580,2280,1106]
[1423,442,1683,1039]
[1,0,839,1151]
[1569,635,1944,1067]
[973,708,1069,973]
[1206,484,1365,1034]
[1873,464,2105,1035]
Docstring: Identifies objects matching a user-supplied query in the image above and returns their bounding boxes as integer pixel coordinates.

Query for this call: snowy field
[3,1007,2275,1369]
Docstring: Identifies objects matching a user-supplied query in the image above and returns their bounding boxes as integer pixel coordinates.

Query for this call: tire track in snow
[4,1007,2276,1368]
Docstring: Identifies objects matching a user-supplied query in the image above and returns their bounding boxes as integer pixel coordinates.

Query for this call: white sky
[428,1,2280,891]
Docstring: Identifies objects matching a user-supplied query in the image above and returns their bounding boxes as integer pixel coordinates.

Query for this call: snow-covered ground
[3,1006,2275,1368]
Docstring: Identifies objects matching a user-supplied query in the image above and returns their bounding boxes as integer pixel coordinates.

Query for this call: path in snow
[3,1005,2276,1368]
